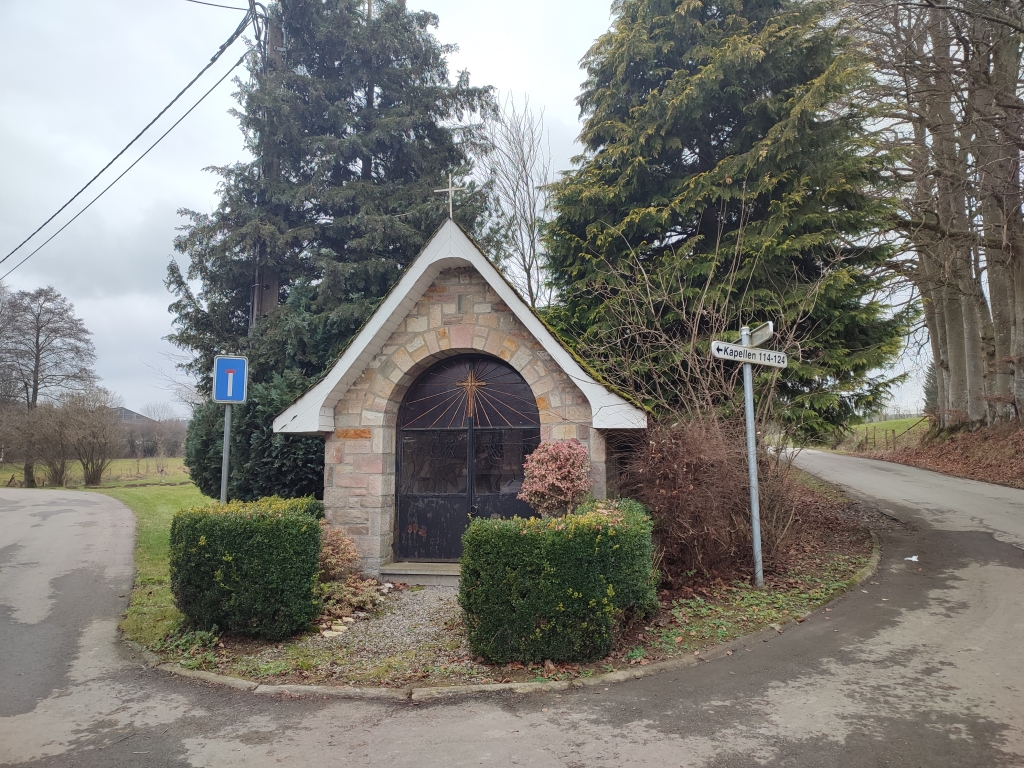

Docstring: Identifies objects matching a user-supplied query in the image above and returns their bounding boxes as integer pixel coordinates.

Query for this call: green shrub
[459,498,658,663]
[169,496,323,640]
[184,372,325,502]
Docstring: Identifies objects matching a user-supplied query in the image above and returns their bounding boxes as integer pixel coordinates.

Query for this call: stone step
[379,562,460,588]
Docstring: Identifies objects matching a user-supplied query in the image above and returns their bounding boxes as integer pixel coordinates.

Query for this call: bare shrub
[65,388,124,486]
[318,521,361,582]
[756,452,800,565]
[623,419,797,584]
[32,403,72,487]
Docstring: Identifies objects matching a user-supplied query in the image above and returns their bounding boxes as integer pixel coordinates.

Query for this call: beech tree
[851,1,1024,428]
[545,0,913,439]
[168,0,492,499]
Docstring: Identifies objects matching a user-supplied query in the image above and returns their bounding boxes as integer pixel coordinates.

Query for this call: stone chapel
[273,219,647,584]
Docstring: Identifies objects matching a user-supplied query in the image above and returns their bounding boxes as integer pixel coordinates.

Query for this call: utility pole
[249,4,285,327]
[362,0,374,181]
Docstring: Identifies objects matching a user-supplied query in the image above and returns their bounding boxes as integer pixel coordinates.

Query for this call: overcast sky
[0,0,613,415]
[0,1,923,416]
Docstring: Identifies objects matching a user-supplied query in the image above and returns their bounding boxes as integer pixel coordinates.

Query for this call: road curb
[146,530,883,702]
[254,683,411,701]
[124,639,161,667]
[157,663,257,690]
[847,530,881,588]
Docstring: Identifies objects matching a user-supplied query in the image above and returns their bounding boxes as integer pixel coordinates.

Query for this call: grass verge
[102,475,875,689]
[1,457,192,489]
[610,553,869,669]
[94,484,206,646]
[164,547,871,689]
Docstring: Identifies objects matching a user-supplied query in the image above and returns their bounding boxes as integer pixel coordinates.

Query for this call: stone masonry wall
[322,266,609,575]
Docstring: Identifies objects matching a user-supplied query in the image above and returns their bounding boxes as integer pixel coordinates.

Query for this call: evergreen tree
[545,0,913,439]
[169,0,491,498]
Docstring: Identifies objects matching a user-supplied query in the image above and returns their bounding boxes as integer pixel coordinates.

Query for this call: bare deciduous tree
[139,402,189,462]
[1,287,96,486]
[851,0,1024,428]
[32,403,73,487]
[485,95,554,308]
[143,351,202,409]
[66,388,124,487]
[0,280,19,405]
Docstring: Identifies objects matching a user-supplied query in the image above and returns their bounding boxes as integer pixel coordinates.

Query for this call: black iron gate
[396,355,540,561]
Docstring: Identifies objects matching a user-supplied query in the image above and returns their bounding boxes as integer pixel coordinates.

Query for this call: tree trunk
[990,16,1024,419]
[929,11,983,426]
[972,11,1019,422]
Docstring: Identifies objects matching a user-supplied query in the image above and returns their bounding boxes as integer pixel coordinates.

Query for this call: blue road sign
[213,355,248,404]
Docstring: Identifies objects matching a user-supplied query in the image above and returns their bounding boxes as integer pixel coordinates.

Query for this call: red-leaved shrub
[518,439,593,516]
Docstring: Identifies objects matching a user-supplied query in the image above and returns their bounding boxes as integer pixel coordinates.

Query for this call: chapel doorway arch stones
[274,220,647,577]
[323,268,598,575]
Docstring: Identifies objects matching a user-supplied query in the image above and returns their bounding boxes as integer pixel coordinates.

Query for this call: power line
[1,52,251,282]
[0,10,253,269]
[183,0,250,10]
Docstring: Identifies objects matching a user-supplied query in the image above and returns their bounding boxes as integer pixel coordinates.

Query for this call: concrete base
[379,562,460,587]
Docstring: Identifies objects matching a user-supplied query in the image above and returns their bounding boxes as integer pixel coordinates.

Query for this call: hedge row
[169,496,324,640]
[458,498,658,663]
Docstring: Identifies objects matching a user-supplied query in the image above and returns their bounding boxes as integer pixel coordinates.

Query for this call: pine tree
[545,0,913,439]
[168,0,491,498]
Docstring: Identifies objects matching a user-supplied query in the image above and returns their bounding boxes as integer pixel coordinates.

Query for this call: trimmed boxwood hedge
[169,496,324,640]
[458,498,658,663]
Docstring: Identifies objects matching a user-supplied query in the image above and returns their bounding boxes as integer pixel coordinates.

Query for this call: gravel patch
[223,587,496,688]
[319,587,463,657]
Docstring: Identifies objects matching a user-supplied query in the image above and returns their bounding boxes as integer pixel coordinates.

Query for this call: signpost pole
[741,326,765,587]
[213,355,247,504]
[220,403,232,504]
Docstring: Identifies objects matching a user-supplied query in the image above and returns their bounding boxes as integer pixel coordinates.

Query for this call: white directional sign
[711,341,788,369]
[749,321,774,348]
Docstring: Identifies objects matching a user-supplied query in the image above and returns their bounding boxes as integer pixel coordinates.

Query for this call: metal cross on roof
[433,173,467,219]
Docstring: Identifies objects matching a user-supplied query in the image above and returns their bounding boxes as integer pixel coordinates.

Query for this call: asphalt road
[1,452,1022,767]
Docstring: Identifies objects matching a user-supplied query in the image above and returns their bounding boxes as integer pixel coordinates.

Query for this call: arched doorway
[396,354,541,561]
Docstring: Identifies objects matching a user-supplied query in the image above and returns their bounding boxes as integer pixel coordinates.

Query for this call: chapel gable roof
[273,220,648,435]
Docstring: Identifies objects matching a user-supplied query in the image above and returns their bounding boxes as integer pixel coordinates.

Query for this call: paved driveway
[1,454,1022,767]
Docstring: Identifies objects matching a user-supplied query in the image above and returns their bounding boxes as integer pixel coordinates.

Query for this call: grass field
[0,456,191,488]
[839,416,930,451]
[94,484,208,646]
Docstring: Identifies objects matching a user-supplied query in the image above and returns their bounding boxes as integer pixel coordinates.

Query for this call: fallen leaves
[872,422,1024,489]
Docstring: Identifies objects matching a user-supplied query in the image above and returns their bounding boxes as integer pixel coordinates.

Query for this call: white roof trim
[273,220,648,435]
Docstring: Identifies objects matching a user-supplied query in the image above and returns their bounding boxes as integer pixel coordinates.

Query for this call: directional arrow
[710,340,788,369]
